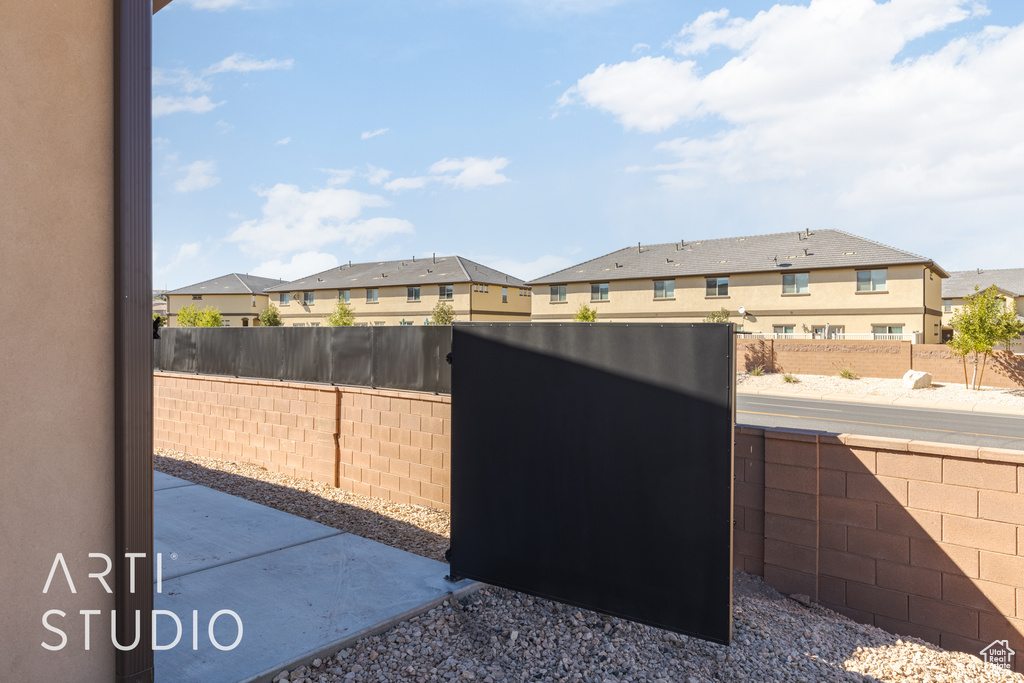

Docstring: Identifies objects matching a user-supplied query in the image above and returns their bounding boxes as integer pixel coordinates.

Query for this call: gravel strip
[737,371,1024,410]
[156,450,1022,682]
[155,449,450,562]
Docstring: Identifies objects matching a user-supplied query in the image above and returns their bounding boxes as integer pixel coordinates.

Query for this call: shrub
[704,307,730,323]
[324,300,355,326]
[749,365,765,376]
[177,304,223,327]
[258,303,283,327]
[838,367,858,380]
[573,303,598,322]
[783,373,799,383]
[431,300,456,325]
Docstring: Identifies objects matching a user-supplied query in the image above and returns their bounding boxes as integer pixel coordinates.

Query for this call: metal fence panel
[450,322,735,644]
[237,327,285,380]
[154,327,197,374]
[195,327,244,376]
[328,327,374,387]
[372,326,452,393]
[279,327,329,383]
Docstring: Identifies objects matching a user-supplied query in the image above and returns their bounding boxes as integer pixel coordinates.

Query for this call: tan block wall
[742,427,1024,671]
[154,373,451,510]
[738,339,1024,388]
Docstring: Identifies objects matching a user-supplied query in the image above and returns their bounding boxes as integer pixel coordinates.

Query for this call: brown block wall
[154,372,451,510]
[737,339,1024,388]
[752,427,1024,671]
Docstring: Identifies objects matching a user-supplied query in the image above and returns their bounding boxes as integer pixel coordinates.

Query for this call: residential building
[528,229,948,343]
[265,255,530,326]
[165,273,284,327]
[941,268,1024,343]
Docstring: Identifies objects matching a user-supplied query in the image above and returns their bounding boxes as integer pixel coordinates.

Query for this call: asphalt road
[736,394,1024,450]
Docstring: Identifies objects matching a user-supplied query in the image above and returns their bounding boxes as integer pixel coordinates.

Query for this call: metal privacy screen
[449,322,735,644]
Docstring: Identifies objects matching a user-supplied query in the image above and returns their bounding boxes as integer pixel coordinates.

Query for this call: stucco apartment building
[941,267,1024,343]
[528,229,949,343]
[265,255,531,326]
[165,273,284,327]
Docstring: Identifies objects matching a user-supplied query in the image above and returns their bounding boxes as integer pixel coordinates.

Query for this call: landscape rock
[902,369,933,389]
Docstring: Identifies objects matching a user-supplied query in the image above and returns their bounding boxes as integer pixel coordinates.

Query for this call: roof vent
[977,268,983,274]
[666,258,673,264]
[803,249,809,256]
[718,260,728,264]
[843,251,856,255]
[637,242,642,254]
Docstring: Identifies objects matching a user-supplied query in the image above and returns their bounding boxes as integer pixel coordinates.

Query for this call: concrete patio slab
[155,483,344,581]
[153,479,477,682]
[154,532,472,683]
[155,471,195,491]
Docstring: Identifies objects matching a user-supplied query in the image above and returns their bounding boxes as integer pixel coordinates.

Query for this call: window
[222,320,230,326]
[310,322,320,327]
[857,269,887,292]
[590,283,609,301]
[473,284,478,292]
[550,285,567,302]
[783,273,809,294]
[192,295,202,301]
[943,299,951,312]
[302,291,314,305]
[279,292,289,306]
[502,287,508,303]
[654,280,675,299]
[706,277,729,297]
[407,286,420,302]
[813,325,843,339]
[338,290,350,304]
[872,325,903,336]
[366,288,378,303]
[484,285,488,293]
[439,285,453,300]
[773,325,795,335]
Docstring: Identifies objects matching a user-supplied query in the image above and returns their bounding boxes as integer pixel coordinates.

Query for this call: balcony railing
[742,332,923,343]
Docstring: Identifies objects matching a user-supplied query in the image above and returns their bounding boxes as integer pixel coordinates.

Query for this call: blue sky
[153,0,1024,290]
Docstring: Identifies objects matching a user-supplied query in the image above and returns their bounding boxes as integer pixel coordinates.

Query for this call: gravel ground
[737,371,1024,410]
[156,450,1023,682]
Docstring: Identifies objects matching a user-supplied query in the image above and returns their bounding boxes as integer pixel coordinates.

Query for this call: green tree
[573,303,598,322]
[704,307,730,323]
[177,304,223,327]
[324,300,355,326]
[431,300,456,325]
[258,302,283,327]
[947,285,1024,389]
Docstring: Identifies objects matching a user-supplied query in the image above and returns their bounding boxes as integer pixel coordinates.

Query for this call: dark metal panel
[280,326,324,382]
[114,0,154,680]
[450,323,734,644]
[371,326,453,393]
[328,327,374,387]
[195,327,244,376]
[238,327,286,380]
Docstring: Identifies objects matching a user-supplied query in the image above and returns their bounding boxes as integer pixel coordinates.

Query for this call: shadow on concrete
[153,454,450,563]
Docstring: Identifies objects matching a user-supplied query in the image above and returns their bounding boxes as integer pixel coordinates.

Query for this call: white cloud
[153,137,171,149]
[204,53,294,75]
[386,157,511,192]
[561,0,1024,209]
[226,184,414,255]
[153,95,222,117]
[276,137,291,145]
[215,120,234,134]
[484,254,575,282]
[361,128,390,140]
[365,165,392,186]
[251,251,340,281]
[631,43,650,54]
[156,242,203,278]
[174,160,221,193]
[323,168,355,186]
[153,67,212,93]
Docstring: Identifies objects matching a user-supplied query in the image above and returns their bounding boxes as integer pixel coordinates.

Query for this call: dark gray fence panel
[279,327,329,383]
[450,322,735,644]
[329,327,374,387]
[372,326,452,393]
[154,327,197,374]
[237,327,285,379]
[195,327,244,376]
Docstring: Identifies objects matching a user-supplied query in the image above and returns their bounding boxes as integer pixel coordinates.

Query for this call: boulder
[903,369,932,389]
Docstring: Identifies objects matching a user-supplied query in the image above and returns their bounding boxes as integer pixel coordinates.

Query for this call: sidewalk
[737,386,1024,416]
[153,472,478,683]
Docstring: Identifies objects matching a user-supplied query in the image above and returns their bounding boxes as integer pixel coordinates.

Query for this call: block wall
[737,339,1023,388]
[154,372,451,510]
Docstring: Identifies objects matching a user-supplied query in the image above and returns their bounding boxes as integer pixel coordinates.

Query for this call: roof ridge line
[231,272,254,294]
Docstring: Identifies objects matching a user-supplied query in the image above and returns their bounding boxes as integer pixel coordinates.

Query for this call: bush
[838,367,858,380]
[783,373,799,383]
[749,365,765,376]
[177,304,223,327]
[573,303,598,322]
[431,300,456,325]
[704,307,730,323]
[258,303,283,327]
[152,312,167,328]
[324,300,355,326]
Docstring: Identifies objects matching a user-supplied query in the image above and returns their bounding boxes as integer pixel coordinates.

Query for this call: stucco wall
[0,1,116,679]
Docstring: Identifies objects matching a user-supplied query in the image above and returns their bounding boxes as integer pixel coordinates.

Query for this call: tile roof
[942,268,1024,298]
[165,273,286,296]
[527,229,948,285]
[265,256,526,292]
